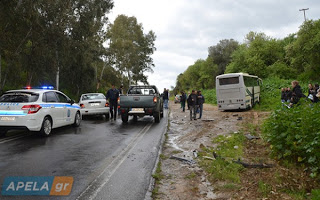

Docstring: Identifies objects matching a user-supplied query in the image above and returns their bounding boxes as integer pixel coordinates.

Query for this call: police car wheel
[40,117,52,136]
[73,112,81,127]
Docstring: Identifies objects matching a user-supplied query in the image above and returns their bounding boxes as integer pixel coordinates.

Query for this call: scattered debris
[202,119,215,122]
[170,155,196,165]
[233,158,274,168]
[237,116,243,120]
[193,150,198,158]
[245,134,260,140]
[203,156,215,160]
[199,143,206,149]
[234,145,239,149]
[232,114,239,117]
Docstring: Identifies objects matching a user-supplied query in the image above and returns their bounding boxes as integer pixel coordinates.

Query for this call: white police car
[79,93,110,119]
[0,87,81,137]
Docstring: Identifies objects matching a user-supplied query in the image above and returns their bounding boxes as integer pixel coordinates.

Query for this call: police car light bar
[23,86,54,90]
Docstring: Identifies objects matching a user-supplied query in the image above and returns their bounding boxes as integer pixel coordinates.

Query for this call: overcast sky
[108,0,319,91]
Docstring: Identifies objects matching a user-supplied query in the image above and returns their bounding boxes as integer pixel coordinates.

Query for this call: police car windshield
[82,94,105,101]
[0,92,39,102]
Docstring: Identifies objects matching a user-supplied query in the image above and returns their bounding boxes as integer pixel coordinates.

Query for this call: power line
[299,8,309,22]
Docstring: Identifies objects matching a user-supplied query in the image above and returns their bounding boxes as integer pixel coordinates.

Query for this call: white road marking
[0,133,32,144]
[76,122,153,200]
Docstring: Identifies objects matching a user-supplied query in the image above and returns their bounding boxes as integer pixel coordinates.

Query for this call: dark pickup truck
[119,85,163,123]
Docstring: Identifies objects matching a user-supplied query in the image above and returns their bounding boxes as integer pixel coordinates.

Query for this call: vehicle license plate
[90,103,100,106]
[1,116,15,121]
[132,108,143,112]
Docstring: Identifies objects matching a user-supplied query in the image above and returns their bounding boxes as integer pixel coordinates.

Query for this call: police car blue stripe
[0,111,27,116]
[39,104,80,109]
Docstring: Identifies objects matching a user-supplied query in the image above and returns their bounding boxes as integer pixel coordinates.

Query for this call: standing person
[163,88,169,109]
[106,84,120,120]
[289,80,305,107]
[187,90,197,120]
[197,91,205,119]
[180,91,187,112]
[118,85,124,94]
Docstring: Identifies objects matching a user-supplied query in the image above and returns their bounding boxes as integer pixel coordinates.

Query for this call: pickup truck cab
[119,85,163,123]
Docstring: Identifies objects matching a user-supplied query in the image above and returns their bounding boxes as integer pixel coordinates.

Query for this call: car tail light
[117,97,120,104]
[105,102,109,107]
[21,105,42,114]
[80,104,85,108]
[153,96,157,103]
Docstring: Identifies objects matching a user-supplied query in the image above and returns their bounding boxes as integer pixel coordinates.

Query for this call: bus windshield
[219,77,239,85]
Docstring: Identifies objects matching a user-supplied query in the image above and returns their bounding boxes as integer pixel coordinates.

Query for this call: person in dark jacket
[180,91,187,112]
[197,91,205,119]
[289,80,305,107]
[162,88,169,109]
[187,90,197,120]
[281,88,286,103]
[307,83,316,102]
[285,87,292,103]
[106,84,120,120]
[314,84,319,103]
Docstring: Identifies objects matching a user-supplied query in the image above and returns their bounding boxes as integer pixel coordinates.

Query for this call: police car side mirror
[69,99,75,105]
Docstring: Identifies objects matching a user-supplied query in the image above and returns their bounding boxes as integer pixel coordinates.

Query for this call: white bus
[216,73,262,110]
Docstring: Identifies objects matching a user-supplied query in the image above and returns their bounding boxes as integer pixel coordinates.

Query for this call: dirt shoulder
[153,101,318,200]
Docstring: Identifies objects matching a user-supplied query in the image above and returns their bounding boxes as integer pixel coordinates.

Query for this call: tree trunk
[55,49,60,90]
[97,62,107,90]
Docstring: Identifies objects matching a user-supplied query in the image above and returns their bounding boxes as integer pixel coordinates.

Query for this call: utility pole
[299,8,309,22]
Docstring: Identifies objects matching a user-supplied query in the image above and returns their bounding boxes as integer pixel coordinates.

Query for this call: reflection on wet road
[0,112,168,200]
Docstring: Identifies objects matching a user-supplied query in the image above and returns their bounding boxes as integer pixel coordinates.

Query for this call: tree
[208,39,239,75]
[107,15,156,85]
[287,19,320,81]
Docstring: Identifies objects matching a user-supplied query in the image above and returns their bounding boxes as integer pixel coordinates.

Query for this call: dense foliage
[174,19,320,93]
[0,1,156,100]
[263,102,320,177]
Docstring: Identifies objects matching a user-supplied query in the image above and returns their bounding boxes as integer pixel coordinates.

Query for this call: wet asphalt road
[0,110,168,200]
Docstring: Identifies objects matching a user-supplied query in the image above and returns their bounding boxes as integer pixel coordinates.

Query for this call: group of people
[178,90,205,120]
[281,80,320,107]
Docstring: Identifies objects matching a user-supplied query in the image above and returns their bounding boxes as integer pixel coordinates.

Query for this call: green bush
[254,77,293,111]
[263,101,320,177]
[201,89,217,105]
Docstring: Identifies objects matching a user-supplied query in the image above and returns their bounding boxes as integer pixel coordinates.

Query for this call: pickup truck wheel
[154,112,160,123]
[133,115,138,122]
[160,109,164,118]
[0,130,7,137]
[121,114,128,123]
[40,117,52,137]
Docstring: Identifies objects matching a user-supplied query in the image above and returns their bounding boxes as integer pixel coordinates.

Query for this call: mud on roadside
[154,102,258,200]
[154,101,320,200]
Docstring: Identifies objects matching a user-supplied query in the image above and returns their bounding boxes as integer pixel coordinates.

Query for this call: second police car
[0,87,81,137]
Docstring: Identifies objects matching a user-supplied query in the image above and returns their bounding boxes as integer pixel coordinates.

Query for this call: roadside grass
[151,109,171,199]
[151,159,164,198]
[198,132,245,185]
[258,180,272,197]
[184,172,197,179]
